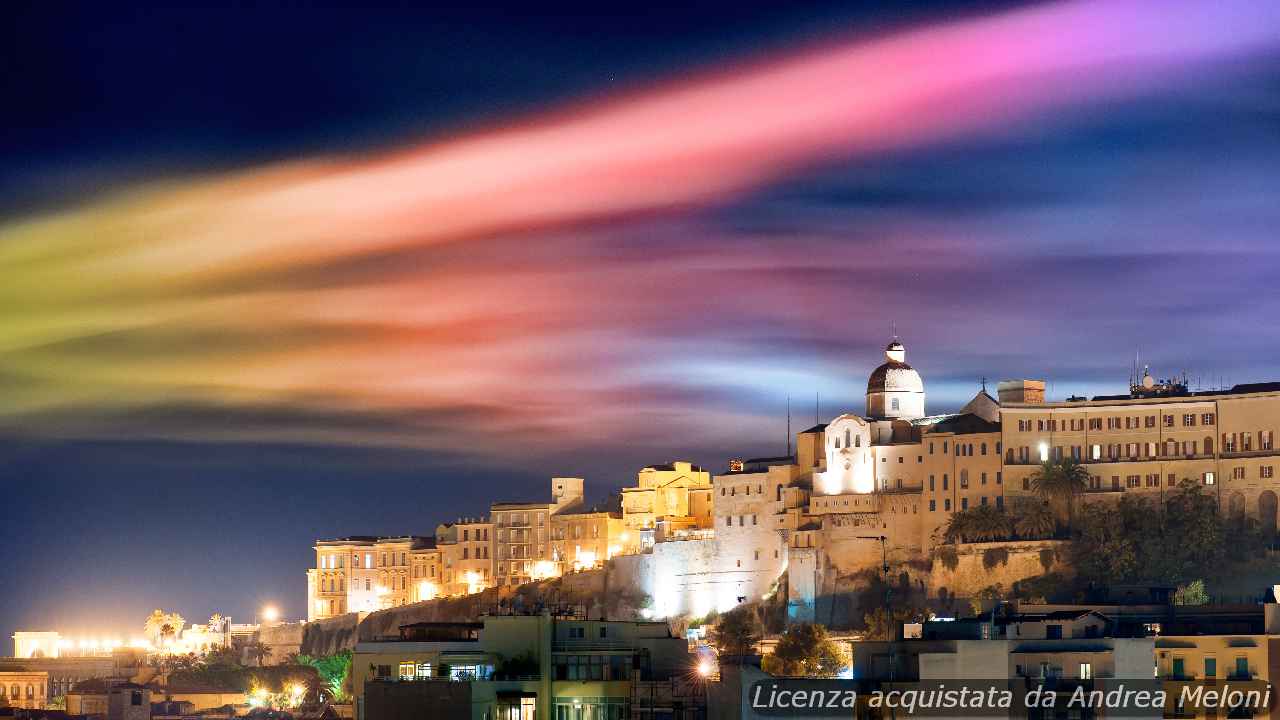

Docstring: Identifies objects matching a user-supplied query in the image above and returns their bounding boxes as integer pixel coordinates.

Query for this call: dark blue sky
[3,0,1279,643]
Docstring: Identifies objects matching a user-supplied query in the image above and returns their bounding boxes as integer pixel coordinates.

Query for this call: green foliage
[708,605,761,657]
[1174,580,1209,606]
[762,623,848,678]
[968,584,1004,615]
[944,505,1011,543]
[862,606,926,641]
[1029,458,1090,530]
[1012,499,1058,540]
[296,650,352,702]
[494,651,539,680]
[1072,481,1246,587]
[982,547,1009,570]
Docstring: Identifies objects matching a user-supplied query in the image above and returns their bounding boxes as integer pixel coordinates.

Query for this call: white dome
[865,340,925,419]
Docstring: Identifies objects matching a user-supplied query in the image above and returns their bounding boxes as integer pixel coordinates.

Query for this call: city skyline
[5,0,1280,648]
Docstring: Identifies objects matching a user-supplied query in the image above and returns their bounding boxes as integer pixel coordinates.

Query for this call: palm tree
[1028,458,1089,531]
[966,505,1011,541]
[1012,500,1056,539]
[244,640,272,667]
[944,506,1009,543]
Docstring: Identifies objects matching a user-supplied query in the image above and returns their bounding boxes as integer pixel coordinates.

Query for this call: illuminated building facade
[1,671,48,709]
[549,509,625,573]
[352,614,692,720]
[620,461,713,547]
[304,339,1280,624]
[492,478,584,586]
[436,518,493,597]
[308,536,437,621]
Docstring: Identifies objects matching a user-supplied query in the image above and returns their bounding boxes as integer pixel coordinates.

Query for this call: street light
[261,605,280,624]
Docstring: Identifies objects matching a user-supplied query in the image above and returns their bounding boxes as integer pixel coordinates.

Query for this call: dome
[865,339,926,419]
[867,342,922,394]
[866,360,924,394]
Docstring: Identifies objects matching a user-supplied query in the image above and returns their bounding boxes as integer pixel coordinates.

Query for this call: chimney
[997,379,1045,405]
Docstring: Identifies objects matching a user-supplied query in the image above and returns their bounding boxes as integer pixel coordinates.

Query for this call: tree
[708,605,761,657]
[297,650,352,702]
[244,640,273,667]
[944,506,1009,543]
[863,606,926,641]
[1029,458,1089,530]
[144,609,185,649]
[761,623,847,678]
[1174,580,1209,606]
[1011,500,1056,540]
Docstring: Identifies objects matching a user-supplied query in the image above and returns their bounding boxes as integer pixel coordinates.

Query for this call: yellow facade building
[620,461,713,546]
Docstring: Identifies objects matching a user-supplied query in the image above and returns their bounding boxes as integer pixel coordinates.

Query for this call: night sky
[3,1,1279,644]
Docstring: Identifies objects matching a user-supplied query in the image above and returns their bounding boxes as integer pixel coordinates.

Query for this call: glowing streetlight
[261,605,280,623]
[697,660,714,677]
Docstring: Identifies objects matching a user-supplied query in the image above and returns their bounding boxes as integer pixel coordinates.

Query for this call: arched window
[845,429,851,447]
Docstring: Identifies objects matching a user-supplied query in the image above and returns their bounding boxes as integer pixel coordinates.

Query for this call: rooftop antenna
[981,376,987,393]
[786,395,792,457]
[891,319,898,341]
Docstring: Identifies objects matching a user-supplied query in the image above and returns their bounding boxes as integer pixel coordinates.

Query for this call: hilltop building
[308,339,1280,624]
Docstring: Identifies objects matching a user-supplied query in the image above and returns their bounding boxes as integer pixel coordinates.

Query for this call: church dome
[865,340,925,420]
[867,342,923,395]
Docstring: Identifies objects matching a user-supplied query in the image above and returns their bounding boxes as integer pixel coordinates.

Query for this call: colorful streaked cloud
[2,0,1279,463]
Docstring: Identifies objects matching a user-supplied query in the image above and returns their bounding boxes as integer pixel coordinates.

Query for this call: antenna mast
[785,395,792,457]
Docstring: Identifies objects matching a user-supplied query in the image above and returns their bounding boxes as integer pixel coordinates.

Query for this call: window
[960,470,969,489]
[1089,418,1102,431]
[942,474,949,490]
[1172,658,1186,679]
[1202,413,1216,425]
[1183,413,1196,427]
[1205,658,1217,678]
[1235,657,1249,679]
[1127,475,1140,488]
[1080,663,1093,680]
[891,398,900,411]
[1264,431,1275,450]
[1233,467,1246,480]
[944,499,951,511]
[1263,466,1274,479]
[1204,472,1216,486]
[929,475,935,491]
[981,472,988,485]
[1164,415,1175,428]
[1046,625,1062,639]
[981,443,987,455]
[996,472,1002,485]
[996,496,1004,509]
[929,500,936,511]
[961,498,968,510]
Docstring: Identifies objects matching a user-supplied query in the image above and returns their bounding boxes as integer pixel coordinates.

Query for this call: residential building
[437,518,494,597]
[492,479,585,586]
[1,671,49,710]
[352,613,693,720]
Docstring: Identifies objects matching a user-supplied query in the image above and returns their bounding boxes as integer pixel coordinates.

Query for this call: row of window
[6,685,41,700]
[1223,431,1275,453]
[1015,413,1217,433]
[927,471,1003,491]
[929,496,1004,512]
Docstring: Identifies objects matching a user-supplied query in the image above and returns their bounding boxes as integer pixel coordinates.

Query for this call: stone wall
[927,539,1070,598]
